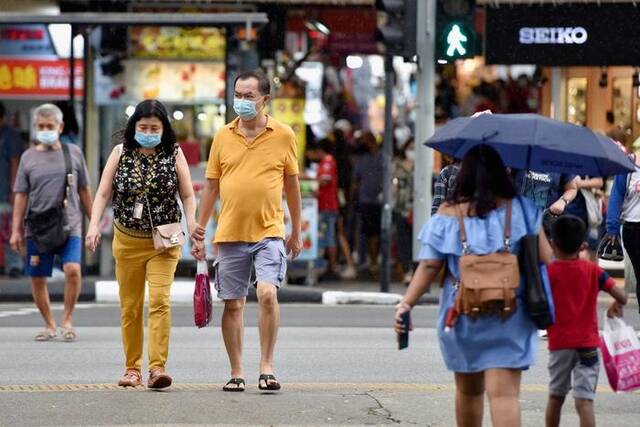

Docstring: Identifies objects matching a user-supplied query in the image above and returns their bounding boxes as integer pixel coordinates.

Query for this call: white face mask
[405,149,415,161]
[36,130,59,145]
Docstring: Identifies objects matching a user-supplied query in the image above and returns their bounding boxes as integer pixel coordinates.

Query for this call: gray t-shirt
[14,143,90,237]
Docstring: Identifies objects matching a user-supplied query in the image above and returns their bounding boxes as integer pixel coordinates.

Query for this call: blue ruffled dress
[419,196,541,373]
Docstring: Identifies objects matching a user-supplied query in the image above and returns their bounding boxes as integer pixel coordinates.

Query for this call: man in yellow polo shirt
[192,70,302,392]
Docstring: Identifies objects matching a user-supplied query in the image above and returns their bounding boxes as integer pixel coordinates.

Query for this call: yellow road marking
[0,383,635,393]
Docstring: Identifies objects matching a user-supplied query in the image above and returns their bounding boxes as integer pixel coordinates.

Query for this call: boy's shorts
[548,348,600,400]
[25,236,82,277]
[318,211,337,249]
[213,238,287,300]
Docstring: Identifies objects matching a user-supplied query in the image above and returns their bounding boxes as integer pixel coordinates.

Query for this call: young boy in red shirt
[545,215,628,427]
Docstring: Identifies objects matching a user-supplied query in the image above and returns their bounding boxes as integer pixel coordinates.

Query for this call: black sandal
[258,374,281,391]
[222,377,245,392]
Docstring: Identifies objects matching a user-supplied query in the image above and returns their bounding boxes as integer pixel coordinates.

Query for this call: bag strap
[60,143,72,207]
[457,199,512,255]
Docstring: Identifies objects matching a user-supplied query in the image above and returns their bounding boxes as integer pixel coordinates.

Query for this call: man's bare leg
[221,298,245,388]
[61,262,82,329]
[257,282,280,387]
[31,277,56,333]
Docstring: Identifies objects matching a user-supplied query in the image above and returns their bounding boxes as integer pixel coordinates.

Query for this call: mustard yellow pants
[112,228,181,372]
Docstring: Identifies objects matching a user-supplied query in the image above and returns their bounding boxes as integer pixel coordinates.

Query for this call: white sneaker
[538,330,548,339]
[340,265,357,280]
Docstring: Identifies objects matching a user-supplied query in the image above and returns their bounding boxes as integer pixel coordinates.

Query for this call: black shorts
[359,203,381,237]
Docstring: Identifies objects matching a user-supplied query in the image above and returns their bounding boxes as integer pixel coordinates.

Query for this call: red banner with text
[0,58,83,98]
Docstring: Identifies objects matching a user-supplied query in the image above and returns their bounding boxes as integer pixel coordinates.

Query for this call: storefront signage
[0,57,83,98]
[96,60,227,105]
[519,27,588,45]
[130,26,226,60]
[0,25,56,58]
[486,5,640,65]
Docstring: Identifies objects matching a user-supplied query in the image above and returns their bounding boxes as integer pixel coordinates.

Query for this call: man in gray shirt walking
[10,104,93,342]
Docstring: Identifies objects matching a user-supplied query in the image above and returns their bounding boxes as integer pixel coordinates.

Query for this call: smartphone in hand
[398,310,410,350]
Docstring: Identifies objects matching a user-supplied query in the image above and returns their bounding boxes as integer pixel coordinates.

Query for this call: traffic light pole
[412,0,436,262]
[380,53,394,293]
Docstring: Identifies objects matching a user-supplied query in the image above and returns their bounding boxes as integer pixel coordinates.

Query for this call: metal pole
[69,25,75,105]
[412,0,436,261]
[380,54,394,293]
[550,67,564,121]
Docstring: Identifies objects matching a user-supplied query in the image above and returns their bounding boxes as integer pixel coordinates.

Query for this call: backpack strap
[504,200,512,251]
[456,199,512,255]
[456,205,469,255]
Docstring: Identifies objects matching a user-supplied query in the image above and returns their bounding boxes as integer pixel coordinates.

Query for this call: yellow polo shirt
[206,116,299,243]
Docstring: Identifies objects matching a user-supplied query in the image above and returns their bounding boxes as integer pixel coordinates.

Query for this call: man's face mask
[233,96,265,120]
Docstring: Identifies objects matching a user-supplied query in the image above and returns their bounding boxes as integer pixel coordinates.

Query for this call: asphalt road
[0,303,639,426]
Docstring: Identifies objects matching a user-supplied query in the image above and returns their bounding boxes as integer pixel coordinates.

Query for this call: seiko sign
[486,4,640,65]
[519,27,588,45]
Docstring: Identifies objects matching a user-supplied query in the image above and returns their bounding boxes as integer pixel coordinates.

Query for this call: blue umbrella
[425,113,634,176]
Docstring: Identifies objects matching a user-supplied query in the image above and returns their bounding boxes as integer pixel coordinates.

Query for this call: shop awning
[478,0,637,3]
[0,12,268,25]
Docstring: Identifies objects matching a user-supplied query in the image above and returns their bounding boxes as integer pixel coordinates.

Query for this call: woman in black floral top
[86,100,198,389]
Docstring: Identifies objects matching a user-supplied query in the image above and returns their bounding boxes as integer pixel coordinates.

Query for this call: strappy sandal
[60,327,77,342]
[222,378,245,392]
[34,330,57,342]
[118,370,142,387]
[258,374,281,391]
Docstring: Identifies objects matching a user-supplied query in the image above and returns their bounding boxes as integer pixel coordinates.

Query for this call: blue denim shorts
[25,236,82,277]
[213,238,287,300]
[318,211,337,249]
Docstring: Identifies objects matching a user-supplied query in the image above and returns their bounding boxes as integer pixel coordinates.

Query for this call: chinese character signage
[0,58,83,98]
[130,27,226,60]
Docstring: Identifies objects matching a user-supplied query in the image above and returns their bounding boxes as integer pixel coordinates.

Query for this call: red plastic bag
[193,260,213,328]
[599,315,640,392]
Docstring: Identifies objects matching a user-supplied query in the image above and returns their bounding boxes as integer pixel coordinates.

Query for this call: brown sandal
[148,369,172,389]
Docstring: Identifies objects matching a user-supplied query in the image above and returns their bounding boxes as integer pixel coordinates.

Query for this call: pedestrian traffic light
[375,0,417,59]
[436,0,477,62]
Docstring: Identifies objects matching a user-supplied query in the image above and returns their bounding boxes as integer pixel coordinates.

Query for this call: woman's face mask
[134,132,162,148]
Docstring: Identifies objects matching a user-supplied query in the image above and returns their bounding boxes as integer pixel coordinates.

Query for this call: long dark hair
[123,99,177,154]
[446,145,516,217]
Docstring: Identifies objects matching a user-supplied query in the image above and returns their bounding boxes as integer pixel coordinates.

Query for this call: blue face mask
[36,130,59,145]
[134,132,162,148]
[233,98,261,120]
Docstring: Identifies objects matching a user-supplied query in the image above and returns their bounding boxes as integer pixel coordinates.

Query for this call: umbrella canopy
[425,113,634,176]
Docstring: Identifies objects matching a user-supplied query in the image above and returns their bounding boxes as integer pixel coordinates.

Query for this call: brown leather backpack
[454,200,520,319]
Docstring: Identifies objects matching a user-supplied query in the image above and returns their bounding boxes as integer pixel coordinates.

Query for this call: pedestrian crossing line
[0,383,636,394]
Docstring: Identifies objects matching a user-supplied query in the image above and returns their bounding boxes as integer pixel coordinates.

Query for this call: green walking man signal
[446,24,468,57]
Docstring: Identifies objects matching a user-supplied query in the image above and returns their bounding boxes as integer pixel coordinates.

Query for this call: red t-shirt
[547,259,615,350]
[317,154,338,212]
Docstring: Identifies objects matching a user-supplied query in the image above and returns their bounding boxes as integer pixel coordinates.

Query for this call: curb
[0,278,421,305]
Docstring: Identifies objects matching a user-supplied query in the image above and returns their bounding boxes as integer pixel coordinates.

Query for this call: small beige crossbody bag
[145,192,186,250]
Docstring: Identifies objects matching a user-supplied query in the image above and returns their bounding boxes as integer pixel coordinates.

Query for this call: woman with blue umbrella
[395,144,552,426]
[394,113,633,426]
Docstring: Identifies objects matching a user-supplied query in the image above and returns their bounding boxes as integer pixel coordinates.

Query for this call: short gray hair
[32,103,63,125]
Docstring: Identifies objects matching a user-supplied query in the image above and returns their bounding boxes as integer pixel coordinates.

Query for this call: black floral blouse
[112,146,181,231]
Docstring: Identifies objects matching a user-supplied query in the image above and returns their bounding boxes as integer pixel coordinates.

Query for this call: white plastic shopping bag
[599,315,640,392]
